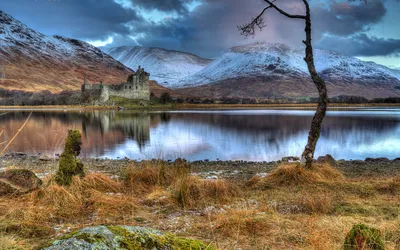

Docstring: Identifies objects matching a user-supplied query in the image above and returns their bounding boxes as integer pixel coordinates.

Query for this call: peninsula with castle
[81,66,150,103]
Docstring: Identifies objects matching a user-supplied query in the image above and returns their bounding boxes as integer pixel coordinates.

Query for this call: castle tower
[83,75,87,85]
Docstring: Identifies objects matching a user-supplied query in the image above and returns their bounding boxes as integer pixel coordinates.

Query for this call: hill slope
[103,46,212,88]
[0,10,133,92]
[177,43,400,99]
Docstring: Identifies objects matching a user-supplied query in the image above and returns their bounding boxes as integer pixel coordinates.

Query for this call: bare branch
[264,0,307,19]
[238,6,272,36]
[238,0,306,37]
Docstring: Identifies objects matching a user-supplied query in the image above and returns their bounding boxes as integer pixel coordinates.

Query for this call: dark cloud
[317,33,400,56]
[312,0,386,37]
[131,0,190,14]
[0,0,399,60]
[0,0,140,40]
[127,0,398,58]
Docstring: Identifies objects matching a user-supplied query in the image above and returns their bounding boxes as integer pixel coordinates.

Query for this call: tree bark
[300,0,328,168]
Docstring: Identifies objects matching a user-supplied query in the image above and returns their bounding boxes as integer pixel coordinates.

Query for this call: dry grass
[0,162,399,249]
[124,160,238,208]
[256,163,344,187]
[0,234,25,250]
[172,176,239,208]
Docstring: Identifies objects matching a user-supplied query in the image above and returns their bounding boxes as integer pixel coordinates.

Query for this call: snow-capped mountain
[103,46,212,88]
[177,43,400,99]
[0,10,132,92]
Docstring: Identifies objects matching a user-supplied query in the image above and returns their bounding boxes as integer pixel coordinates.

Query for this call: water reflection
[0,108,399,161]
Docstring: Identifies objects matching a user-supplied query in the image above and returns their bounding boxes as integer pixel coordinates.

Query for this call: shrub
[160,92,172,104]
[343,224,384,250]
[55,130,84,186]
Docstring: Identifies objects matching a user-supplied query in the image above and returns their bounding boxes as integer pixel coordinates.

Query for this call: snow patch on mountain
[177,42,400,89]
[103,46,212,88]
[0,10,131,92]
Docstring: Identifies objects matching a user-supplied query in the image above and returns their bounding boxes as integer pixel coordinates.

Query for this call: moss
[74,233,107,244]
[343,224,384,250]
[107,225,214,250]
[55,130,84,186]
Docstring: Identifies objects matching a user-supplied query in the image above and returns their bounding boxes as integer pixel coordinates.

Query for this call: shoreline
[0,102,399,111]
[2,154,399,179]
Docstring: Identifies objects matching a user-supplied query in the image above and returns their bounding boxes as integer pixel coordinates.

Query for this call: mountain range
[0,10,132,92]
[176,43,400,99]
[1,10,400,99]
[105,43,400,99]
[103,46,212,89]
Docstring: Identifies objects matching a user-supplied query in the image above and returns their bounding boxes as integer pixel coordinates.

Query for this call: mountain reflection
[0,109,399,161]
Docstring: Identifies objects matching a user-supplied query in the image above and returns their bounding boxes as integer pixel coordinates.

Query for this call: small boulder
[0,169,42,196]
[281,156,300,162]
[316,154,336,166]
[42,225,214,250]
[39,154,52,162]
[343,224,384,250]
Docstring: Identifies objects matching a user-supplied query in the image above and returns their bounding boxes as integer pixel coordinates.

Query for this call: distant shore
[0,102,400,111]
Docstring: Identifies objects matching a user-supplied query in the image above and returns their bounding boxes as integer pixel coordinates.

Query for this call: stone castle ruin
[81,66,150,102]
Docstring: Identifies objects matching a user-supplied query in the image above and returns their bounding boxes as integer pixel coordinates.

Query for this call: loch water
[0,108,399,161]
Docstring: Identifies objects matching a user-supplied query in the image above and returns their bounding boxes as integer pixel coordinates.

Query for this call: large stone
[0,169,42,195]
[316,154,336,166]
[41,225,214,250]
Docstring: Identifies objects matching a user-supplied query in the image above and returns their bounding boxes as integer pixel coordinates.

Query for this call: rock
[0,169,42,196]
[343,224,384,250]
[139,101,148,107]
[316,154,336,166]
[117,106,125,110]
[39,155,52,162]
[206,175,218,180]
[41,225,213,250]
[281,156,300,162]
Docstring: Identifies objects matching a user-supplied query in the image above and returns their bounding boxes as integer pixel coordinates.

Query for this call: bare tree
[239,0,365,168]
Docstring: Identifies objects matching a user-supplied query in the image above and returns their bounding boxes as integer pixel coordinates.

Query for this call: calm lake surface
[0,108,399,161]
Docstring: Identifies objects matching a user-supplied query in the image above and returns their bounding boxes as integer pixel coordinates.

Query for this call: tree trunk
[301,1,328,168]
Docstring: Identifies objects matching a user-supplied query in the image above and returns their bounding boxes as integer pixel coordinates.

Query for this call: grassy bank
[1,160,399,249]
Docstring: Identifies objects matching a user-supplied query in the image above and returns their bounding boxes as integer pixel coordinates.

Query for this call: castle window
[129,86,132,89]
[125,86,127,89]
[136,86,138,90]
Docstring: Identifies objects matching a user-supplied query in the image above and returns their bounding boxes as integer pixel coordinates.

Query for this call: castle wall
[82,79,150,102]
[82,67,150,102]
[107,81,150,101]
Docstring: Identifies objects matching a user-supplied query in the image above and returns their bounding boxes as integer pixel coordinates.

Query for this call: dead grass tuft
[172,176,238,208]
[258,163,344,187]
[298,192,334,214]
[0,234,25,250]
[214,209,272,237]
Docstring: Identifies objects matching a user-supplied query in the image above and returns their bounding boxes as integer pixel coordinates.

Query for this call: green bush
[55,130,84,186]
[343,224,384,250]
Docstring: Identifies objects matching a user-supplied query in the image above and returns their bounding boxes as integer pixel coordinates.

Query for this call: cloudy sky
[1,0,399,67]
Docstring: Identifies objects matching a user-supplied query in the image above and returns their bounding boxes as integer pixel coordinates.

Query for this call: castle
[81,66,150,102]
